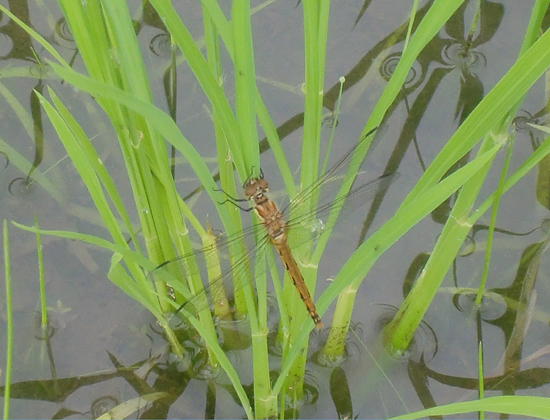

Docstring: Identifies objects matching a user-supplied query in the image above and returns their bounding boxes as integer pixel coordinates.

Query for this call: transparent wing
[282,125,392,246]
[281,125,383,216]
[148,222,270,320]
[284,172,398,249]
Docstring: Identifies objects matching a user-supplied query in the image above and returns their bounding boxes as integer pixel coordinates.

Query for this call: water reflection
[329,367,355,420]
[441,42,486,71]
[379,52,424,87]
[150,33,172,57]
[90,396,119,419]
[52,17,77,57]
[409,356,550,394]
[376,305,438,364]
[452,289,507,321]
[8,176,34,196]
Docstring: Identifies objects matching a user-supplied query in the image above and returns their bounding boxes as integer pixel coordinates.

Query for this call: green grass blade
[34,215,48,330]
[231,0,259,170]
[477,133,515,303]
[390,396,550,419]
[2,220,13,420]
[519,0,550,56]
[478,340,484,418]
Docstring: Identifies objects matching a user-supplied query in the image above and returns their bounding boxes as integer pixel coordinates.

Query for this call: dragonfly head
[244,177,269,198]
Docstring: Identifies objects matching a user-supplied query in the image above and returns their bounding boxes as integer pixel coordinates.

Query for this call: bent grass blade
[150,128,397,327]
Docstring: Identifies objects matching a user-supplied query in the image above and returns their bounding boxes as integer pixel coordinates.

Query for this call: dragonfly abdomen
[272,236,323,329]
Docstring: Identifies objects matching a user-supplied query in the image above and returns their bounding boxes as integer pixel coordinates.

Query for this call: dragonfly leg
[213,187,253,211]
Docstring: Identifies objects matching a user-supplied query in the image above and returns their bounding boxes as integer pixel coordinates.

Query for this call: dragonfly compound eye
[244,178,269,197]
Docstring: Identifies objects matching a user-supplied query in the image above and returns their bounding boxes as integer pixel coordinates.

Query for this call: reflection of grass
[3,0,550,418]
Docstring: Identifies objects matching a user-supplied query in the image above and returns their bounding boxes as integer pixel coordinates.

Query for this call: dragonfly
[153,126,397,329]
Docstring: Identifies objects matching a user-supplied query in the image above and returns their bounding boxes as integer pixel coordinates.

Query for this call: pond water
[0,0,549,419]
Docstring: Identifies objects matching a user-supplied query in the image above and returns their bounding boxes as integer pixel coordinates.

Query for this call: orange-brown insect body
[244,177,323,329]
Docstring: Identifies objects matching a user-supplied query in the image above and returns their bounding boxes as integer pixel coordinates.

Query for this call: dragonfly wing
[148,222,268,318]
[282,126,382,216]
[158,232,272,322]
[285,172,399,250]
[181,234,273,320]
